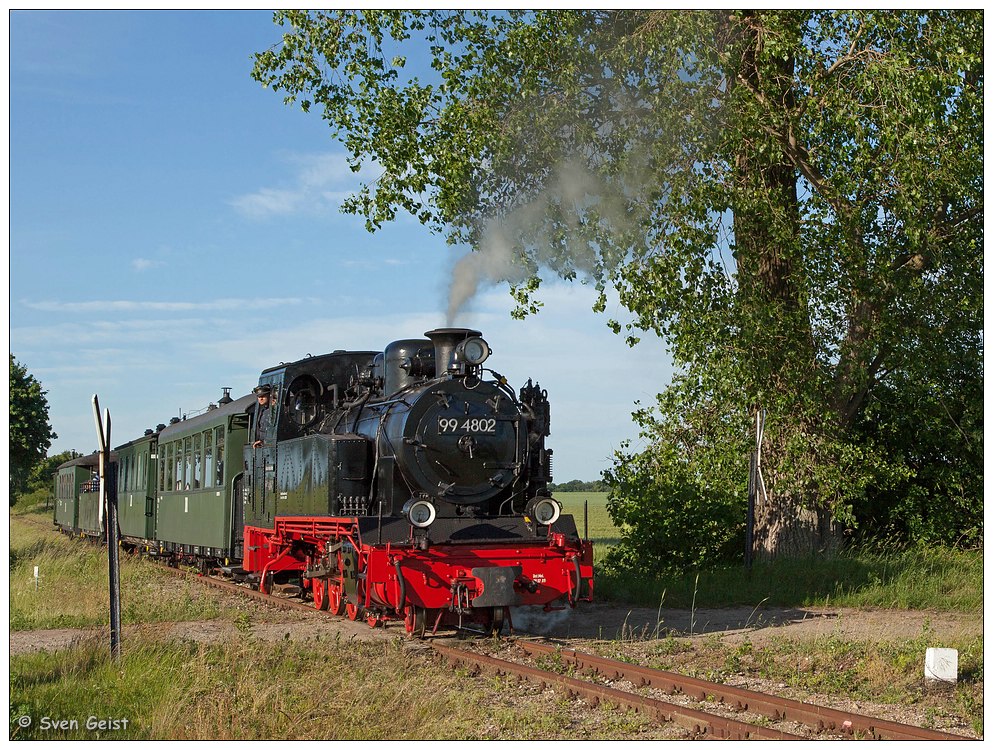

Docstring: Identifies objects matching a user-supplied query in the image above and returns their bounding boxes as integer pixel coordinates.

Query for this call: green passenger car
[153,394,252,559]
[115,431,159,543]
[54,454,96,532]
[77,488,103,537]
[53,452,113,538]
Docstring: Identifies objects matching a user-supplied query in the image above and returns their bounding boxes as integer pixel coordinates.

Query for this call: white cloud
[229,151,361,219]
[229,187,305,218]
[13,318,204,347]
[293,152,356,188]
[131,257,165,272]
[22,297,315,313]
[29,281,672,482]
[340,257,409,270]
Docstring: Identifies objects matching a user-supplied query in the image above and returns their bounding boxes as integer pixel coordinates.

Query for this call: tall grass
[9,635,661,740]
[596,546,983,612]
[9,514,232,631]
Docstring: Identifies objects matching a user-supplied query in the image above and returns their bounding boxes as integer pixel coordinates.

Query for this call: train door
[222,409,250,558]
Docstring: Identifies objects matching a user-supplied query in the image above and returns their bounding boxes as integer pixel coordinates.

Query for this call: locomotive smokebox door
[396,378,520,505]
[470,565,523,608]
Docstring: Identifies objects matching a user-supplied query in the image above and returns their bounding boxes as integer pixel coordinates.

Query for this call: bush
[603,441,743,576]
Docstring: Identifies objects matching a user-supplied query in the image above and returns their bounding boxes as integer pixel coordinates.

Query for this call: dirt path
[514,601,983,646]
[9,600,981,657]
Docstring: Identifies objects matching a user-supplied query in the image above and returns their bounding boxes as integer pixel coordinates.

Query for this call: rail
[515,641,969,741]
[431,642,800,740]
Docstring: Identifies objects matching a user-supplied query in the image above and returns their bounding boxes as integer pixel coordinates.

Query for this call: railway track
[432,642,799,739]
[168,566,333,616]
[506,641,967,741]
[176,566,969,741]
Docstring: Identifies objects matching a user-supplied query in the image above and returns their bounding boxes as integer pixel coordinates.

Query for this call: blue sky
[9,10,673,482]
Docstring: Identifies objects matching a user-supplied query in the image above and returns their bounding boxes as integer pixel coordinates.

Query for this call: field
[10,512,244,632]
[555,491,618,544]
[9,499,984,739]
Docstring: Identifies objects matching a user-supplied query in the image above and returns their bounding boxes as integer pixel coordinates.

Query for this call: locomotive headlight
[455,336,491,367]
[402,498,437,529]
[527,497,561,526]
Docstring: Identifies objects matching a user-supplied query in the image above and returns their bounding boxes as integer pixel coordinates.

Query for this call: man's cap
[253,384,273,396]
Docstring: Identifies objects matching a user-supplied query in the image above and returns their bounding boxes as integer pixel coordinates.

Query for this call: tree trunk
[752,492,842,559]
[728,12,844,558]
[748,416,843,560]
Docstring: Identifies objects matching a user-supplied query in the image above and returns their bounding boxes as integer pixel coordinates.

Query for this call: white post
[924,648,958,685]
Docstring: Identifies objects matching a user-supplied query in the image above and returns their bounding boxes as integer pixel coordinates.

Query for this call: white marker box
[924,647,958,685]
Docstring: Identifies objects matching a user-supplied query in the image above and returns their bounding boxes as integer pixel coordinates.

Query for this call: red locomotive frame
[243,516,594,635]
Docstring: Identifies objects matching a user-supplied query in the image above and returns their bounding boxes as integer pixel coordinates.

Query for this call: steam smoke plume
[445,159,638,325]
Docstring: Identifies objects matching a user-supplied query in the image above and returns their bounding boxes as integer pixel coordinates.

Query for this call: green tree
[254,11,983,566]
[29,449,81,493]
[10,355,58,503]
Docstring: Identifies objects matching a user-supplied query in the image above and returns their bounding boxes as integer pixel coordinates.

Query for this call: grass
[9,497,984,738]
[595,544,984,612]
[596,625,984,737]
[9,510,240,632]
[9,635,666,740]
[556,490,983,735]
[555,491,982,614]
[557,491,620,544]
[10,503,670,740]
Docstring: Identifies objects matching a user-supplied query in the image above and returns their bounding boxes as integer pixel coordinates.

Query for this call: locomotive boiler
[240,327,594,634]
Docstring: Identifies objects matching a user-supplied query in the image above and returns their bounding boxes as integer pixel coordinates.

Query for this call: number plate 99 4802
[438,417,497,433]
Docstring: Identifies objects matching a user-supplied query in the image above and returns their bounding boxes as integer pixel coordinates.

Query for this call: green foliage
[11,450,82,511]
[253,11,983,565]
[548,479,608,492]
[852,353,983,546]
[604,437,744,576]
[9,355,58,504]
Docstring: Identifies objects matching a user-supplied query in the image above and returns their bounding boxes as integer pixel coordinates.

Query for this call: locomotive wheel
[312,578,330,611]
[327,582,345,616]
[404,605,427,639]
[345,601,361,621]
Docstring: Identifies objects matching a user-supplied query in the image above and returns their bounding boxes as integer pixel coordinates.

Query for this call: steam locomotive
[55,328,594,635]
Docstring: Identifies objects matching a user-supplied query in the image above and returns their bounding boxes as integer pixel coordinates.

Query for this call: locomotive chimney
[425,328,482,374]
[218,387,233,405]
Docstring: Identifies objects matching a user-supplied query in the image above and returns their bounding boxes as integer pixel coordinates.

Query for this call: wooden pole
[92,396,122,661]
[745,451,756,570]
